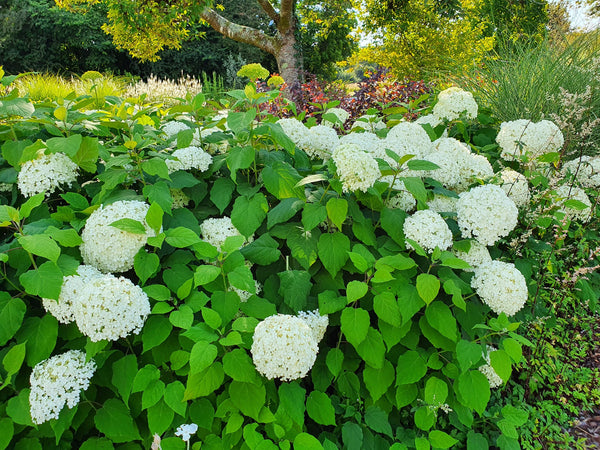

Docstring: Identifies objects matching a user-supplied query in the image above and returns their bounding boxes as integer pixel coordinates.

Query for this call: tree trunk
[274,28,302,90]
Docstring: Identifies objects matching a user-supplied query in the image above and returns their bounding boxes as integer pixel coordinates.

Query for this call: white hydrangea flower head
[200,126,229,154]
[170,188,191,209]
[166,146,213,174]
[18,152,79,198]
[453,241,491,272]
[424,138,493,192]
[200,216,248,251]
[404,209,453,252]
[427,194,458,213]
[496,119,564,161]
[498,169,530,208]
[303,125,339,160]
[322,107,350,127]
[554,185,593,222]
[456,184,518,246]
[0,182,13,193]
[332,143,381,193]
[42,265,103,324]
[339,131,385,156]
[251,314,319,381]
[161,121,191,139]
[479,346,503,388]
[351,114,386,132]
[387,181,417,212]
[72,273,151,342]
[297,310,329,342]
[232,280,262,302]
[471,261,528,316]
[80,200,155,273]
[561,156,600,188]
[416,113,443,129]
[432,87,478,121]
[277,118,311,150]
[384,122,433,163]
[29,350,96,424]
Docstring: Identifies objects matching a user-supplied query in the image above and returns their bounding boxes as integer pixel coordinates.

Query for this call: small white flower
[479,346,503,388]
[175,423,198,442]
[332,143,380,193]
[166,146,213,173]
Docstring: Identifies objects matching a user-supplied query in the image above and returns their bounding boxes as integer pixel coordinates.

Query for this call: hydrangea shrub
[0,72,597,450]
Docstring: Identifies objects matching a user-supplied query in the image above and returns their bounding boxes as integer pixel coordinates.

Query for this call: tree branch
[257,0,280,24]
[200,8,279,55]
[278,0,295,33]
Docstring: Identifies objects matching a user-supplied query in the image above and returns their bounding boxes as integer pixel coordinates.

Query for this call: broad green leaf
[396,384,418,408]
[169,305,194,329]
[142,315,173,353]
[416,273,440,305]
[342,422,363,450]
[467,431,489,450]
[46,134,82,157]
[6,389,34,426]
[189,341,218,375]
[425,301,458,341]
[356,327,386,369]
[306,391,336,426]
[2,342,26,384]
[294,433,324,450]
[94,399,141,443]
[318,232,350,277]
[363,359,395,402]
[456,340,483,372]
[229,381,265,420]
[210,177,235,213]
[165,227,201,247]
[240,233,281,265]
[228,264,255,293]
[267,198,304,228]
[143,181,173,212]
[407,159,440,171]
[231,193,268,237]
[223,348,257,383]
[502,338,523,363]
[44,227,82,247]
[346,280,368,303]
[414,405,436,431]
[134,250,159,284]
[194,265,222,286]
[278,270,311,312]
[261,160,305,199]
[396,350,427,384]
[373,292,401,326]
[380,207,406,245]
[287,227,319,270]
[490,349,512,382]
[18,315,58,367]
[73,136,100,173]
[141,158,170,180]
[19,193,45,220]
[365,406,393,437]
[302,203,327,231]
[502,405,529,427]
[164,381,187,417]
[227,110,256,134]
[147,399,174,435]
[340,307,370,347]
[424,376,448,405]
[112,355,138,404]
[18,234,60,262]
[326,197,348,230]
[132,365,160,393]
[142,379,165,409]
[184,363,224,400]
[402,176,428,203]
[19,261,63,299]
[0,418,14,450]
[429,430,458,449]
[109,218,146,234]
[0,293,26,346]
[326,348,344,378]
[457,370,491,415]
[227,146,255,182]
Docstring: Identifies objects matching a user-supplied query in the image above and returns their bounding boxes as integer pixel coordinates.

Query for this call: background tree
[56,0,357,86]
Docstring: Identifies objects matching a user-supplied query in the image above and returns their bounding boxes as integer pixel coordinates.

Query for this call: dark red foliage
[257,68,434,127]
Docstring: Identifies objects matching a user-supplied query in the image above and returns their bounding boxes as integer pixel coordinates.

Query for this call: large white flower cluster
[200,216,247,251]
[456,184,518,245]
[388,184,417,212]
[80,200,155,273]
[404,209,453,252]
[424,138,493,192]
[496,119,564,161]
[297,310,329,342]
[42,265,103,324]
[478,346,503,388]
[277,118,310,150]
[303,125,339,160]
[499,169,530,208]
[332,143,381,193]
[471,261,528,316]
[73,273,151,342]
[29,350,96,424]
[18,152,78,197]
[554,185,593,222]
[43,265,150,341]
[432,87,478,121]
[384,122,433,163]
[251,314,320,381]
[166,146,213,174]
[161,121,192,139]
[351,114,386,132]
[453,241,492,272]
[322,107,350,127]
[339,131,384,156]
[561,156,600,188]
